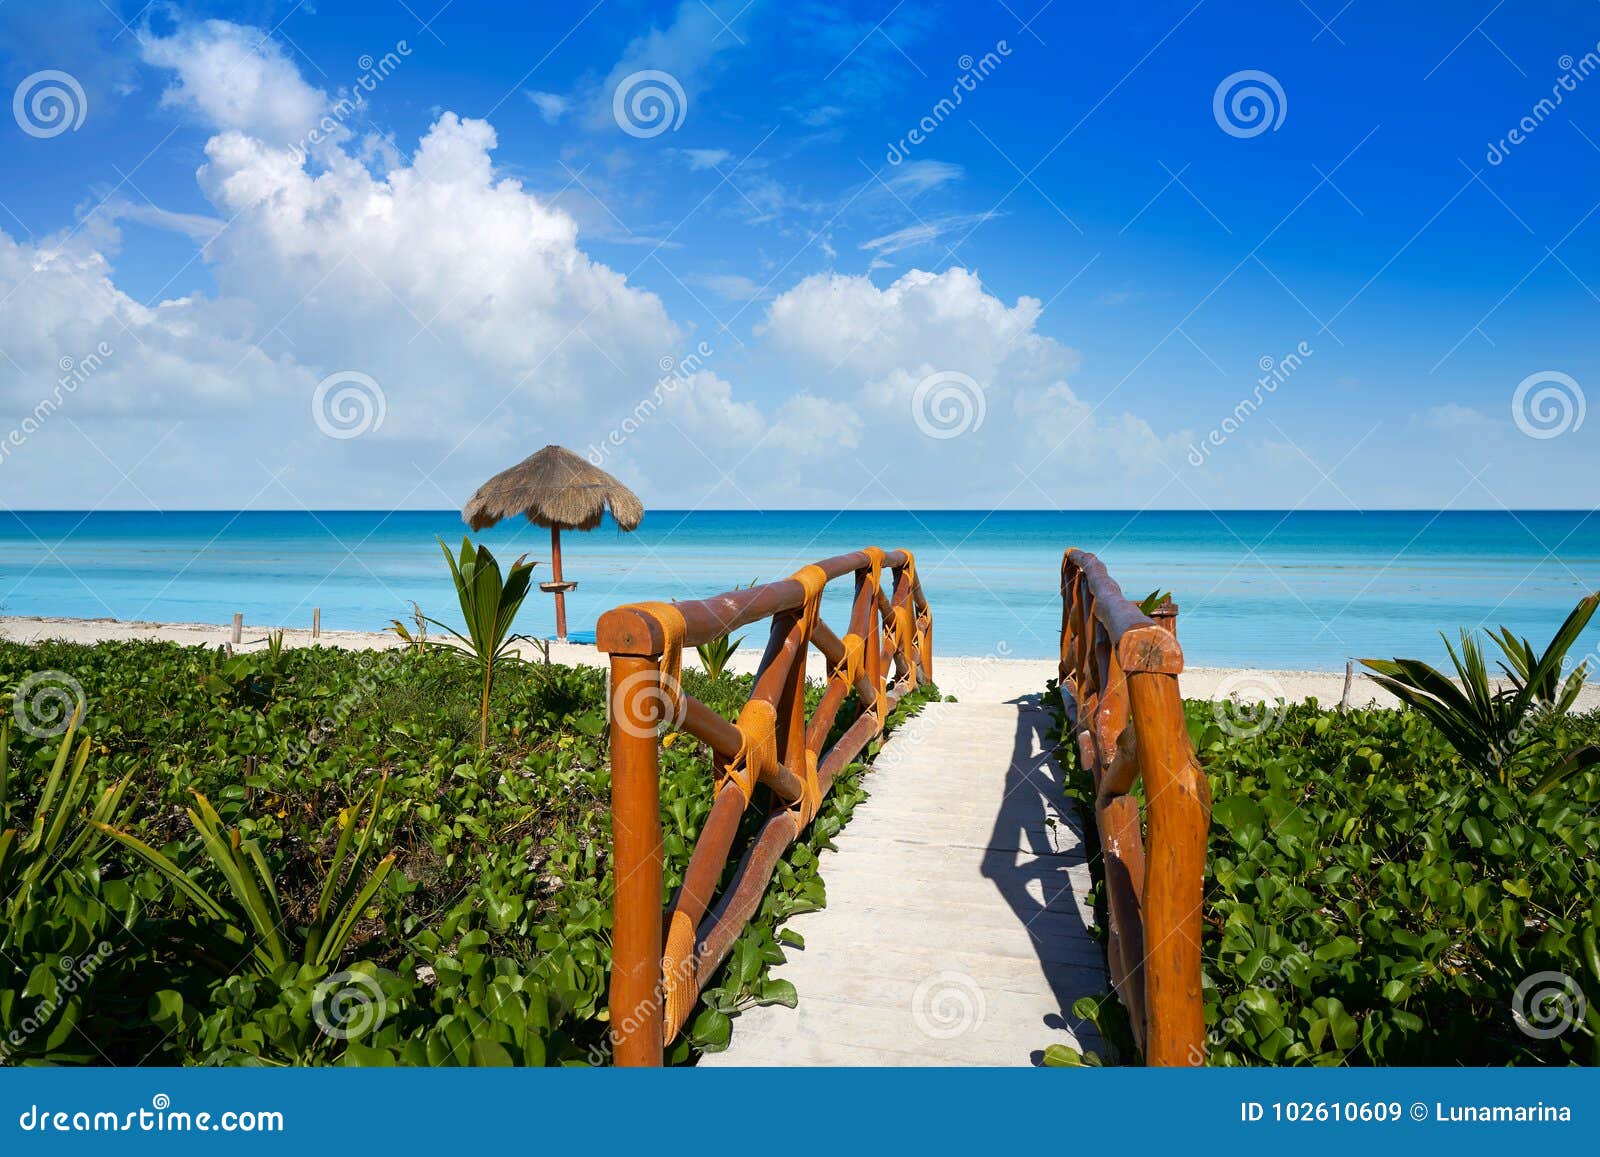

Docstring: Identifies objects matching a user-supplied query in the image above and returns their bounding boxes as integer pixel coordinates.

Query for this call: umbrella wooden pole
[551,524,568,641]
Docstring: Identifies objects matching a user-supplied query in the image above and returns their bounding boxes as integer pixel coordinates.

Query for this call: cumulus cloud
[0,19,748,508]
[0,18,1190,512]
[761,268,1049,380]
[140,20,327,146]
[767,394,864,456]
[756,268,1179,504]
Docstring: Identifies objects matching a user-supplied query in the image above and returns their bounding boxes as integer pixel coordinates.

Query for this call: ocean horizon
[4,508,1598,671]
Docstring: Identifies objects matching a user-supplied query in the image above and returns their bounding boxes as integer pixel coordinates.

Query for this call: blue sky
[0,0,1597,510]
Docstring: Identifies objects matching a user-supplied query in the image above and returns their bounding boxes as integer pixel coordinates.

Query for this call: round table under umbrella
[462,445,643,642]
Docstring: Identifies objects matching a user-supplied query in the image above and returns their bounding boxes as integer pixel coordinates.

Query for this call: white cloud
[767,394,863,456]
[761,268,1047,379]
[680,147,731,170]
[860,212,998,257]
[0,20,764,508]
[754,268,1177,505]
[1417,403,1495,432]
[691,272,769,301]
[0,18,1200,513]
[586,0,742,132]
[526,90,570,123]
[140,20,327,146]
[884,160,963,196]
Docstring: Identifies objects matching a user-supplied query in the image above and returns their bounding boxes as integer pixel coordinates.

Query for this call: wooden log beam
[597,550,911,654]
[1127,670,1208,1066]
[607,654,666,1066]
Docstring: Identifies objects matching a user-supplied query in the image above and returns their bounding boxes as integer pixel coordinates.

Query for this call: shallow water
[2,509,1598,670]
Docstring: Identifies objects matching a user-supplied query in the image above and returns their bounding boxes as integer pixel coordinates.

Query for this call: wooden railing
[1058,549,1210,1065]
[597,547,932,1066]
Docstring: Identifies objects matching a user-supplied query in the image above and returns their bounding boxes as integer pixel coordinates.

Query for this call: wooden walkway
[702,696,1106,1067]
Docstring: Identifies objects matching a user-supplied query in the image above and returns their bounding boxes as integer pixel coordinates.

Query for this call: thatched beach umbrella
[463,445,644,642]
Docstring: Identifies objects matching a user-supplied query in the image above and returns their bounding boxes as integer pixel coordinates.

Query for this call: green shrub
[1045,683,1600,1066]
[0,637,935,1066]
[1361,592,1600,789]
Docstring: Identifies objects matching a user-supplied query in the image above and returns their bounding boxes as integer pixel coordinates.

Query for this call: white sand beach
[10,613,1595,712]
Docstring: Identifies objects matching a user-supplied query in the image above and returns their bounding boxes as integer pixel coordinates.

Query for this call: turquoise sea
[2,510,1598,670]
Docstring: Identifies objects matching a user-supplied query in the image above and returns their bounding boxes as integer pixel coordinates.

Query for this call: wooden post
[1340,659,1353,710]
[312,608,321,640]
[1127,669,1209,1066]
[231,613,243,644]
[1150,596,1179,637]
[607,652,664,1066]
[551,525,568,643]
[865,567,884,730]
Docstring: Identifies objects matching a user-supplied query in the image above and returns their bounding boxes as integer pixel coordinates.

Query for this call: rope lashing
[834,631,864,685]
[893,550,920,690]
[791,563,828,640]
[662,908,697,1042]
[795,749,822,826]
[862,547,889,727]
[631,601,687,721]
[721,699,778,802]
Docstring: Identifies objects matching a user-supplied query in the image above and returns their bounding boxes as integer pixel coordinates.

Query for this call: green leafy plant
[266,630,287,661]
[428,537,537,748]
[1044,675,1600,1067]
[0,634,938,1066]
[1362,592,1600,788]
[99,780,395,973]
[202,644,288,709]
[693,580,754,681]
[0,712,138,1064]
[1137,589,1172,615]
[0,711,130,914]
[388,601,429,649]
[695,632,745,681]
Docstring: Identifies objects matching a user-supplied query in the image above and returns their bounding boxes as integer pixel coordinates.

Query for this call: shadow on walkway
[980,693,1107,1063]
